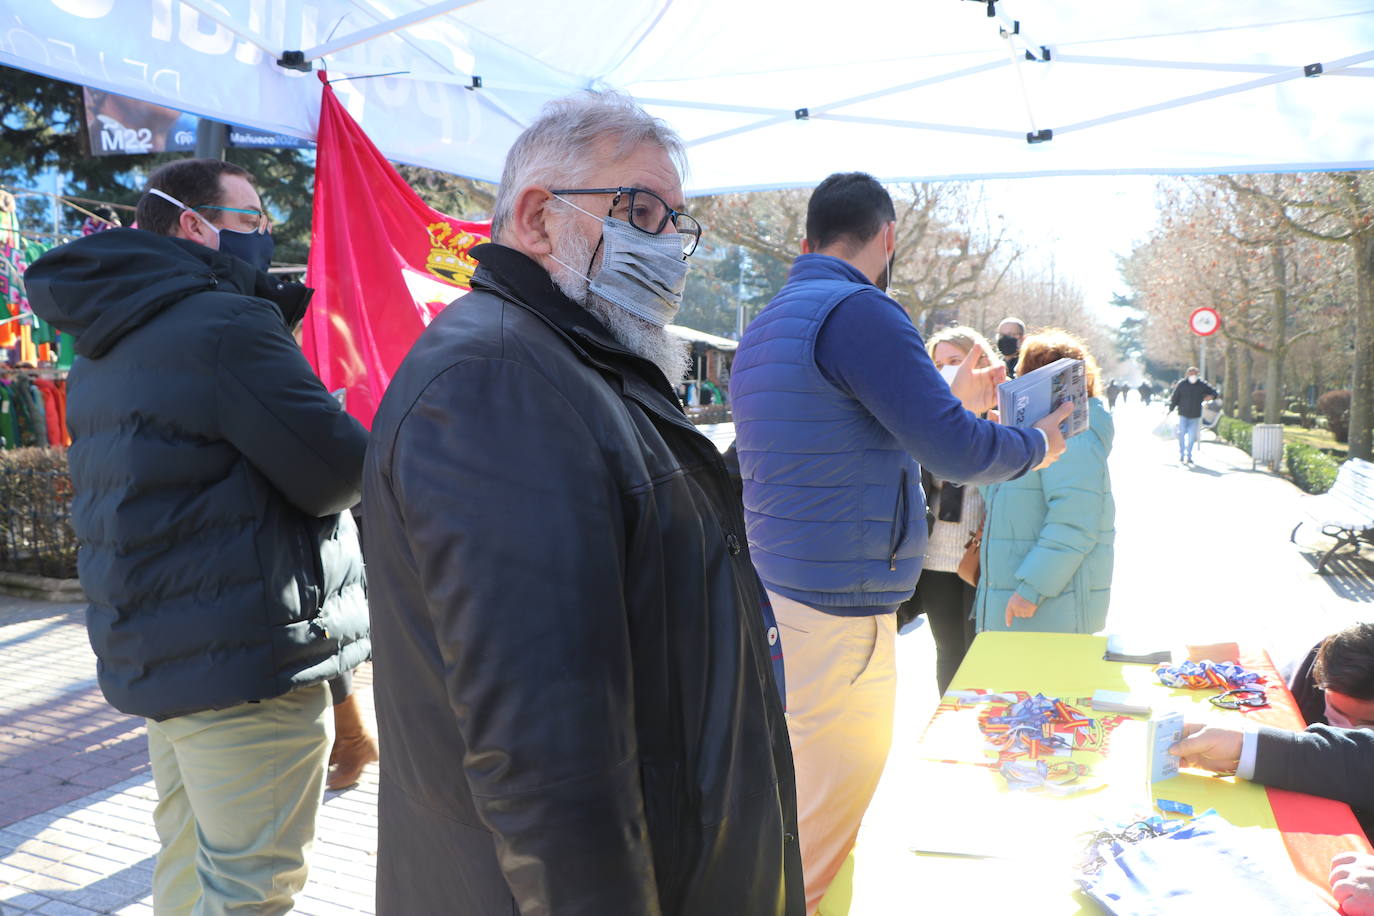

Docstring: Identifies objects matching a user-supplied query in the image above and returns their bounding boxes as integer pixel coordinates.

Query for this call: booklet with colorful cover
[997,357,1089,439]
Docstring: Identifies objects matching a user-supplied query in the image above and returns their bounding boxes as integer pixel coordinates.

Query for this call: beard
[548,226,691,385]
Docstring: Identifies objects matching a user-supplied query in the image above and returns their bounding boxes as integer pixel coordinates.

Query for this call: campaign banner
[228,126,312,150]
[302,72,490,429]
[83,87,312,155]
[83,87,197,155]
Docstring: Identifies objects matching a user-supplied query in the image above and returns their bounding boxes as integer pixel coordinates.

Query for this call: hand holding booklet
[997,357,1089,439]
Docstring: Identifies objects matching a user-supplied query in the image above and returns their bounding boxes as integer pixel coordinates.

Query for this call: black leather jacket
[363,244,803,915]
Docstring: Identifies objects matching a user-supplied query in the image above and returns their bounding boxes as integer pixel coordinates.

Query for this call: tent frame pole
[300,0,486,62]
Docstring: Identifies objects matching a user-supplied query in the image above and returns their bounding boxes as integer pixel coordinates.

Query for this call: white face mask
[939,363,961,387]
[1325,697,1355,729]
[1187,375,1199,384]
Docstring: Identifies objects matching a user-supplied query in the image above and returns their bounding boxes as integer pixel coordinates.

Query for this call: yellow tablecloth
[819,632,1353,915]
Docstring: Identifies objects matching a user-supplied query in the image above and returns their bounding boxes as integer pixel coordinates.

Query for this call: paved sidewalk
[2,400,1370,913]
[0,601,378,914]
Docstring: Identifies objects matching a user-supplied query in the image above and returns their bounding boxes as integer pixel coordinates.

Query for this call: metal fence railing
[0,464,78,580]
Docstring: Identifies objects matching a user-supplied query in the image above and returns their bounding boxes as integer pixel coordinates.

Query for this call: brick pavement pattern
[0,598,378,915]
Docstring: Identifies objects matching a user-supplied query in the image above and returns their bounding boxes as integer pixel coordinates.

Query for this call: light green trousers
[145,682,332,916]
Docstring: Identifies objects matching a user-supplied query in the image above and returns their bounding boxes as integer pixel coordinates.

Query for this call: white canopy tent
[3,1,1373,193]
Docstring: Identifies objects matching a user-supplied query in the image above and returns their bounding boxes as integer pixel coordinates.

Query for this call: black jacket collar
[468,243,685,411]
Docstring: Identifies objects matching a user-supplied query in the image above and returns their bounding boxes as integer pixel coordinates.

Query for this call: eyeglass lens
[199,205,269,233]
[613,189,701,255]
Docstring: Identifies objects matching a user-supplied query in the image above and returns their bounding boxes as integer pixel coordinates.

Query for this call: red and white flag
[303,72,491,428]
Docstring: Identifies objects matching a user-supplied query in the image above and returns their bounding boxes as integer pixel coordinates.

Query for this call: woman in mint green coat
[973,329,1115,633]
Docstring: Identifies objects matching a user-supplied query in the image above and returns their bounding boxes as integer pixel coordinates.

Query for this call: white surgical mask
[550,196,690,328]
[939,364,960,387]
[1325,697,1355,729]
[1187,375,1199,384]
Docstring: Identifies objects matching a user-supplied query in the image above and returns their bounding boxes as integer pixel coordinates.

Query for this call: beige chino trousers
[144,682,332,916]
[769,592,897,916]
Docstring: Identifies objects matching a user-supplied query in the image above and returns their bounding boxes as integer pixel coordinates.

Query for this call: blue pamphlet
[996,357,1089,438]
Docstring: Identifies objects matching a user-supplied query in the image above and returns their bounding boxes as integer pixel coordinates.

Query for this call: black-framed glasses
[550,186,702,256]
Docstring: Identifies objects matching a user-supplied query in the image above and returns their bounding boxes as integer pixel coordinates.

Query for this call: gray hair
[491,91,687,240]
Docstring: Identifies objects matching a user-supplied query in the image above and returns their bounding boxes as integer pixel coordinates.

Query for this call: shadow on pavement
[1,776,157,909]
[0,599,85,627]
[0,681,149,829]
[1,852,155,914]
[1297,548,1374,603]
[0,615,73,652]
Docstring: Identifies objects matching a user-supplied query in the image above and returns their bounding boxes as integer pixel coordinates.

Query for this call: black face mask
[217,226,276,273]
[997,334,1020,357]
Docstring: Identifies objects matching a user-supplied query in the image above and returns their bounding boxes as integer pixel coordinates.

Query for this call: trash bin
[1252,423,1283,473]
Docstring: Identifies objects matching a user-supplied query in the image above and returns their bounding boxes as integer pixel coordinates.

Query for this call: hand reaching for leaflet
[1030,402,1075,471]
[949,346,1005,414]
[1168,722,1243,774]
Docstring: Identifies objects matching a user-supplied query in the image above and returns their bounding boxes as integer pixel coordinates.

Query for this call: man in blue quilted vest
[731,172,1072,913]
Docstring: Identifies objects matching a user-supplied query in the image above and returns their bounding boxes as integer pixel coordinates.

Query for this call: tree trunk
[1223,339,1238,415]
[1239,348,1255,422]
[1264,245,1288,425]
[1349,234,1374,461]
[1265,347,1285,425]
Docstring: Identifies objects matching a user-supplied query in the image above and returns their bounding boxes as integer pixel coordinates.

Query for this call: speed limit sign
[1189,307,1221,337]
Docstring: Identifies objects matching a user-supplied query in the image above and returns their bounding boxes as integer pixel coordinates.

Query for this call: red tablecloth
[1240,649,1372,905]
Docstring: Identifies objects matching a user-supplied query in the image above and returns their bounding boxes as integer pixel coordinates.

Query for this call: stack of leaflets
[1091,689,1153,716]
[1103,634,1174,665]
[997,357,1089,438]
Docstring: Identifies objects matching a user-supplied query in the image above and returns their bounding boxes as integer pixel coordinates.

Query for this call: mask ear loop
[584,193,619,277]
[147,187,219,239]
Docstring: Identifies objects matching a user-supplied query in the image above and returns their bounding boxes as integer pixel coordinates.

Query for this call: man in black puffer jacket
[26,159,369,915]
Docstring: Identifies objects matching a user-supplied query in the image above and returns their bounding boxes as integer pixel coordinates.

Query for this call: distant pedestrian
[995,316,1026,378]
[1167,367,1220,464]
[1106,379,1121,410]
[1138,380,1154,405]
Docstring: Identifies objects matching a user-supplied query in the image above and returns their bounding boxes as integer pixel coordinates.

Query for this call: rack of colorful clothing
[0,366,71,451]
[2,189,81,369]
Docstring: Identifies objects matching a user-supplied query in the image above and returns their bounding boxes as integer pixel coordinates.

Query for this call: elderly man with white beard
[361,92,804,915]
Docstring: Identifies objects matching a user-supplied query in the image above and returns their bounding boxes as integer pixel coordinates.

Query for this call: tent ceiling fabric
[4,1,1373,193]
